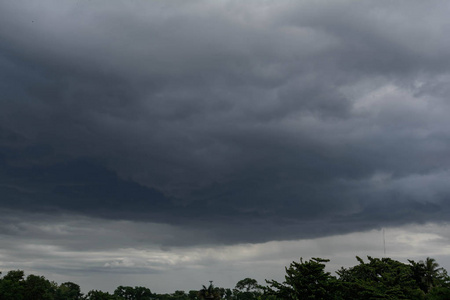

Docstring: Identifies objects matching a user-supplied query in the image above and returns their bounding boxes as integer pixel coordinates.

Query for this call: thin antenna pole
[383,228,386,257]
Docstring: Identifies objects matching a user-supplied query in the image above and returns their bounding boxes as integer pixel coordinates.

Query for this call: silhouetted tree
[23,274,56,300]
[85,290,118,300]
[265,257,337,300]
[424,257,443,290]
[0,270,26,300]
[337,256,424,299]
[234,278,261,300]
[198,282,220,300]
[55,281,83,300]
[114,285,152,300]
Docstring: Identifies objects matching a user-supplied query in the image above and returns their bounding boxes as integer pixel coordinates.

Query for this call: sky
[1,0,450,294]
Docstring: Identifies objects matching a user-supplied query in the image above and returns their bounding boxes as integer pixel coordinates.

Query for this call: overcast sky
[2,0,450,294]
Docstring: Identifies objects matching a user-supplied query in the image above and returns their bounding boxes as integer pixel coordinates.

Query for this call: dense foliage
[1,256,450,299]
[265,257,450,300]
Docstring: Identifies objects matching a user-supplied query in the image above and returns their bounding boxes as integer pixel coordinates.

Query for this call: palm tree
[409,259,428,292]
[423,257,442,290]
[198,282,220,300]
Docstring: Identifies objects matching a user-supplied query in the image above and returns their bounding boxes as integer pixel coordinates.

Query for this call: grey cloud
[1,0,450,247]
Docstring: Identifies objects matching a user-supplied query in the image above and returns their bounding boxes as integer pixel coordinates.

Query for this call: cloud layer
[1,0,450,255]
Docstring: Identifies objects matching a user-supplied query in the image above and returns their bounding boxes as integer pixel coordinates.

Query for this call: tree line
[1,256,450,299]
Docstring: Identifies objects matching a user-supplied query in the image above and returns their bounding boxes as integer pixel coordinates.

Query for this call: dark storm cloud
[2,0,450,245]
